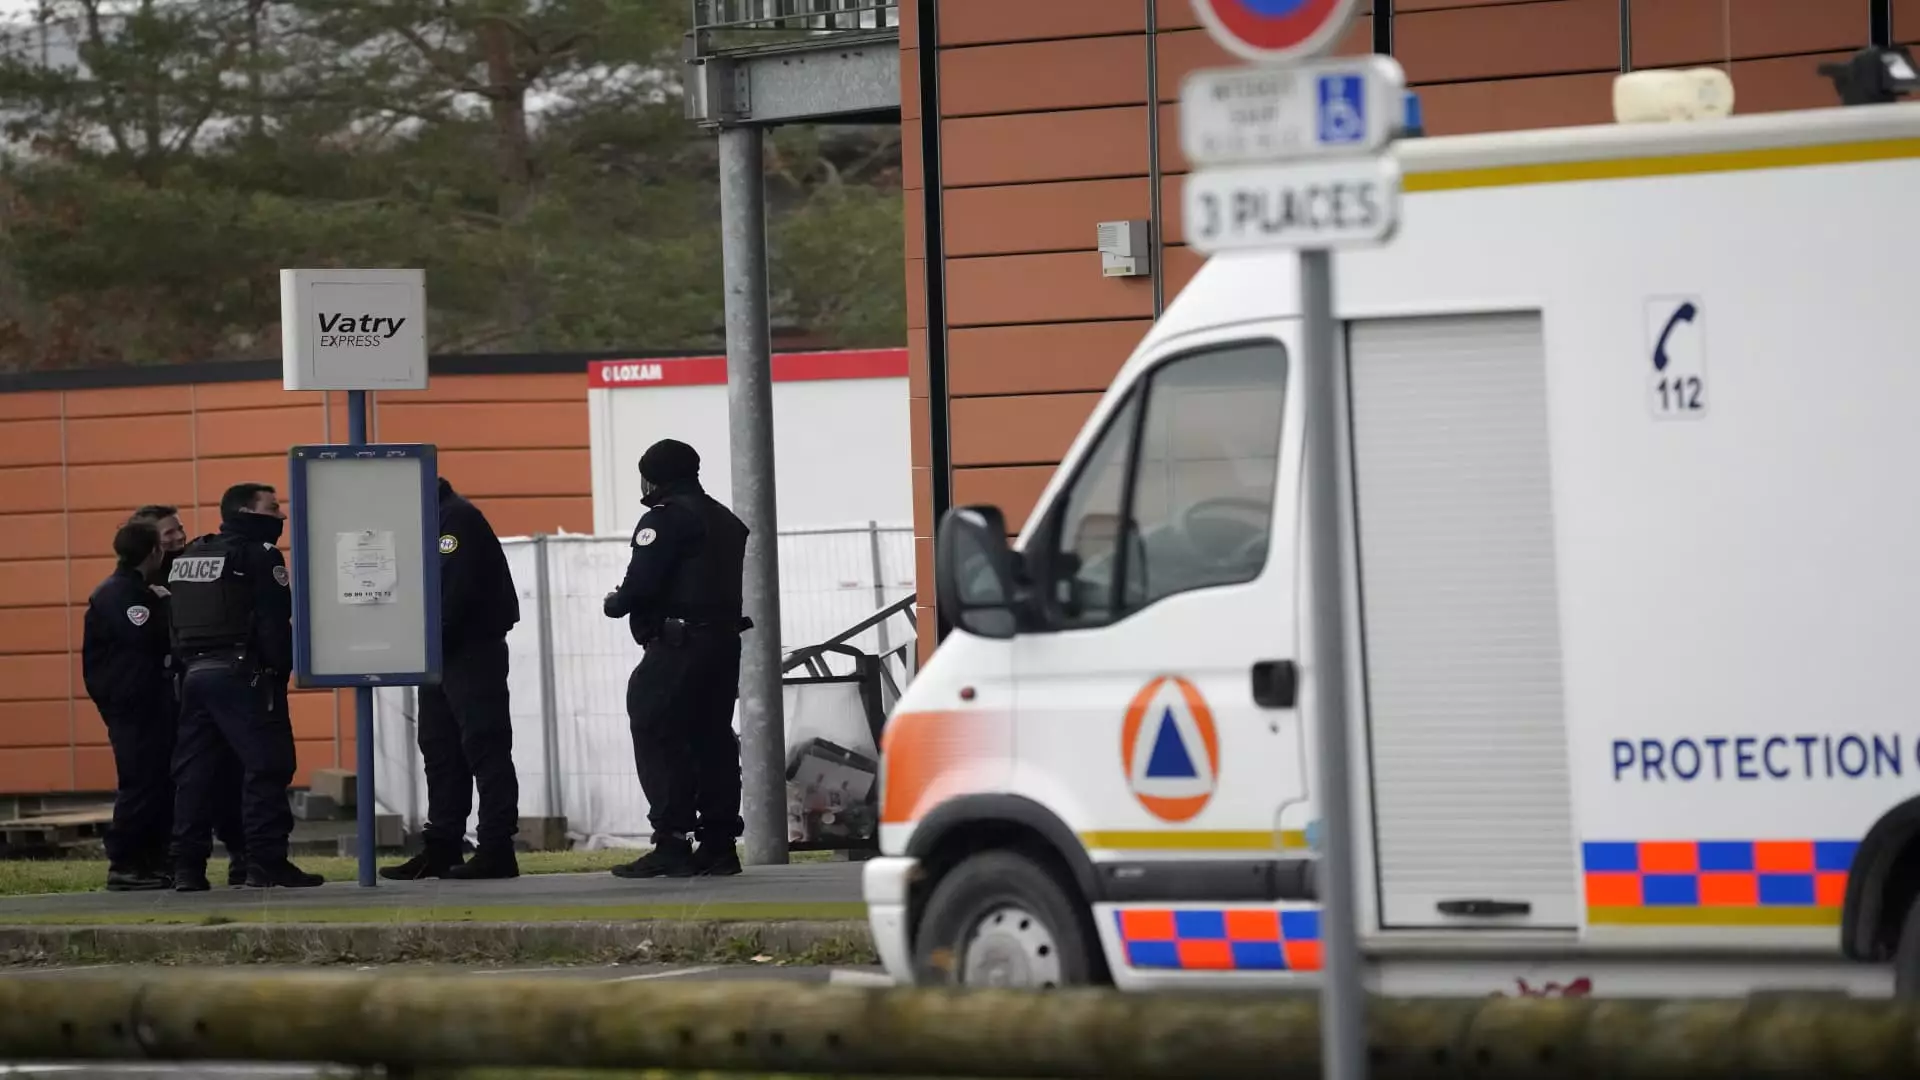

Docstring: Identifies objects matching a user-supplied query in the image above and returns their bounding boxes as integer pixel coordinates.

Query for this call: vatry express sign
[280,268,429,391]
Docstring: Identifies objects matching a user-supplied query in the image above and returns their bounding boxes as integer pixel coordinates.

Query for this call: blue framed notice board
[287,443,442,689]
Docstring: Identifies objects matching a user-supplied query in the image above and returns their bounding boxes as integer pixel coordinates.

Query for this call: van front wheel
[912,849,1097,988]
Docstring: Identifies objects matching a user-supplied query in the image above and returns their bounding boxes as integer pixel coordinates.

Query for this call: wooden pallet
[0,806,113,855]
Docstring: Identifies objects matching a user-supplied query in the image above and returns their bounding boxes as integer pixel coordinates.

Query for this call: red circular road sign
[1190,0,1364,64]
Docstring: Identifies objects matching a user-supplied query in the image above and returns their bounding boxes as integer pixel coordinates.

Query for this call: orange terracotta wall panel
[1415,70,1618,135]
[0,392,59,420]
[1630,0,1867,68]
[439,449,591,498]
[941,36,1148,117]
[0,419,62,468]
[1901,0,1919,42]
[66,461,194,514]
[63,385,194,418]
[948,321,1149,397]
[0,747,73,794]
[196,403,326,459]
[0,606,64,657]
[0,652,69,702]
[0,559,70,609]
[378,401,586,450]
[0,512,67,562]
[949,393,1103,467]
[0,700,72,749]
[943,179,1151,258]
[64,413,194,467]
[0,464,64,514]
[942,108,1150,187]
[1729,51,1863,114]
[947,252,1155,326]
[940,0,1146,45]
[1396,0,1619,84]
[952,465,1057,532]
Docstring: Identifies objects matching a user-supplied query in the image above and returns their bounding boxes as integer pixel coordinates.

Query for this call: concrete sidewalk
[0,864,873,968]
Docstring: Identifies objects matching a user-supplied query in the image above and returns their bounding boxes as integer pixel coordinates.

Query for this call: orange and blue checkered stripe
[1582,839,1857,925]
[1115,908,1323,972]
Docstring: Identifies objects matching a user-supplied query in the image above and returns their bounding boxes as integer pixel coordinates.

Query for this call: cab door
[1010,322,1311,963]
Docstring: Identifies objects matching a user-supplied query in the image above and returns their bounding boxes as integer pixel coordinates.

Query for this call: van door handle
[1437,898,1532,917]
[1251,660,1297,708]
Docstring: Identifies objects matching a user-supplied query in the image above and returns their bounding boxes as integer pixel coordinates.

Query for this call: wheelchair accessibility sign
[1316,72,1365,145]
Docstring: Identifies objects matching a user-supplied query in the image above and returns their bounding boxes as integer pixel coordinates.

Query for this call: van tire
[911,849,1098,988]
[1894,892,1920,998]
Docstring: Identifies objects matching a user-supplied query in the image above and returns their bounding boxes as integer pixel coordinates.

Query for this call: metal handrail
[691,0,899,36]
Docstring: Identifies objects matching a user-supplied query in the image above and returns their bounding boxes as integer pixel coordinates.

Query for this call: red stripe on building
[587,348,908,389]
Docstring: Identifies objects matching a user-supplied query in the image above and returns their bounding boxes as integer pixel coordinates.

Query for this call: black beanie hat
[639,438,700,484]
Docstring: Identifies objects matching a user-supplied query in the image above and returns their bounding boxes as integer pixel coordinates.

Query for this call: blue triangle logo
[1144,707,1198,779]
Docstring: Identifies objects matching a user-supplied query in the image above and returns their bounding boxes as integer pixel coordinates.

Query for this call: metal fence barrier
[0,971,1914,1079]
[371,524,916,849]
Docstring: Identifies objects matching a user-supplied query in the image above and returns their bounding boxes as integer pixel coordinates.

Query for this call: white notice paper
[336,530,397,605]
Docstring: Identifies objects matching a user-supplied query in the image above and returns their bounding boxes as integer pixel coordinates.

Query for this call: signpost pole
[1298,248,1363,1080]
[1179,6,1398,1080]
[347,389,377,889]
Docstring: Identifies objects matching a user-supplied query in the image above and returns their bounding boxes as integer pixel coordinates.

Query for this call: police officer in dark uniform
[81,521,174,891]
[602,439,751,879]
[380,477,523,881]
[167,482,321,890]
[128,505,250,889]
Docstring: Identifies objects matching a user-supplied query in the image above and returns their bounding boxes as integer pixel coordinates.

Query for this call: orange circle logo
[1120,676,1221,823]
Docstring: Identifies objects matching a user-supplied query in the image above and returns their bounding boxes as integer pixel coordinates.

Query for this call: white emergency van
[863,97,1920,999]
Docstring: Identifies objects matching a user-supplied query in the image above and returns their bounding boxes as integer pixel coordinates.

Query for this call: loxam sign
[281,268,428,391]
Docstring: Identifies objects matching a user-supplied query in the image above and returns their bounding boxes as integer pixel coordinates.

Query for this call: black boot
[244,857,324,889]
[172,865,212,893]
[444,844,518,880]
[690,842,742,877]
[380,844,465,881]
[226,859,248,887]
[611,841,695,879]
[105,866,169,892]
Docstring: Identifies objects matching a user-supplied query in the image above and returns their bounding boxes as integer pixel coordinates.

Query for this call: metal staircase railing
[689,0,899,58]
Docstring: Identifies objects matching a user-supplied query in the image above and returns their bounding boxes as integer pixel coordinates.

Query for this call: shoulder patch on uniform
[635,527,657,547]
[262,542,275,550]
[126,605,150,627]
[272,565,289,588]
[439,534,458,555]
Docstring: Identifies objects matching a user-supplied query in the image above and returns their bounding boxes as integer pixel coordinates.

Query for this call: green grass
[0,848,835,899]
[0,900,869,926]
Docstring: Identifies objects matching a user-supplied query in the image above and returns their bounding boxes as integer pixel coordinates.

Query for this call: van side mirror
[934,504,1020,640]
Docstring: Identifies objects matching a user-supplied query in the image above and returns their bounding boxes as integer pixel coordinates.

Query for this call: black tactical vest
[168,533,254,655]
[657,494,747,626]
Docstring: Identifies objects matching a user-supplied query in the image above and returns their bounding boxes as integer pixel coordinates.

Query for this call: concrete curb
[0,919,876,967]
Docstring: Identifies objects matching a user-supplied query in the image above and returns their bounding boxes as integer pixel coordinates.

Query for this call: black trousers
[626,633,744,847]
[418,636,519,851]
[172,662,294,866]
[101,700,174,872]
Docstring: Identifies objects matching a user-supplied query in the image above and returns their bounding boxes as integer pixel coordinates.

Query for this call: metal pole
[718,123,788,867]
[1300,248,1365,1080]
[533,535,563,820]
[867,521,890,657]
[346,390,377,888]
